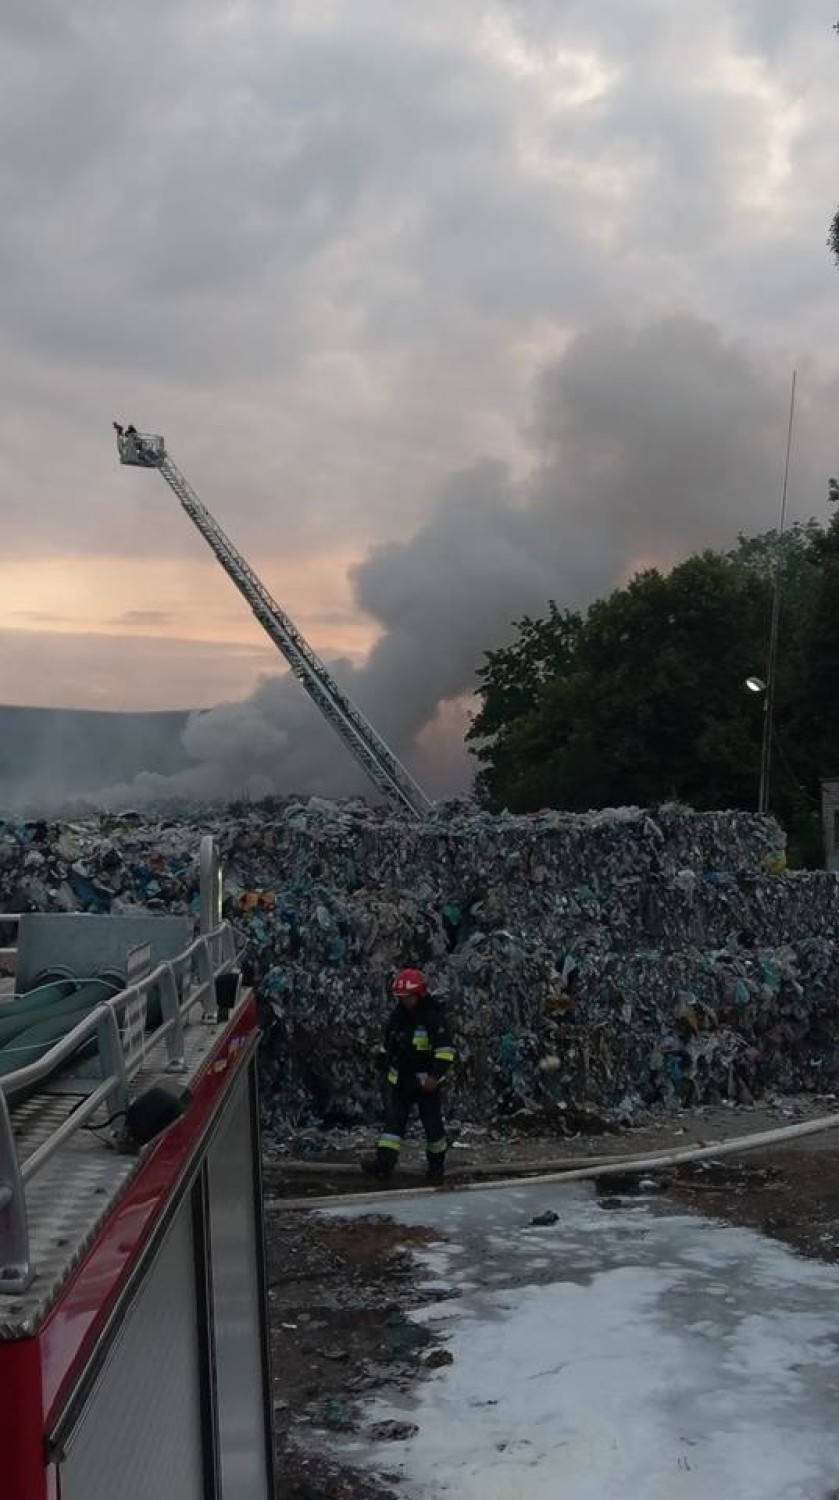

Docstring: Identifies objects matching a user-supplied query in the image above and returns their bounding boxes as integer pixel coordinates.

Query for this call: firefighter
[361,968,455,1184]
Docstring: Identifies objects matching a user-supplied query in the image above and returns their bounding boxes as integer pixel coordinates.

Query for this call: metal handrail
[0,925,235,1101]
[0,914,21,972]
[0,921,238,1292]
[2,1000,120,1100]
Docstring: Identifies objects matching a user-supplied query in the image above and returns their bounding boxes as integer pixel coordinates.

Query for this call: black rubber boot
[360,1152,395,1180]
[426,1156,446,1185]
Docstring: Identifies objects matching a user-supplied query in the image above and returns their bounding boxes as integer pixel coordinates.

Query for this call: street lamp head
[745,676,767,694]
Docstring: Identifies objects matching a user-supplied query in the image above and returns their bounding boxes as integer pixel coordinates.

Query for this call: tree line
[468,509,839,865]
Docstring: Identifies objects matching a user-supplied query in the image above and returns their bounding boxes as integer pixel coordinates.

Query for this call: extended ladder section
[115,427,431,817]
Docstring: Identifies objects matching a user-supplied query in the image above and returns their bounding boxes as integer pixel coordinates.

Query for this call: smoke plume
[56,317,839,808]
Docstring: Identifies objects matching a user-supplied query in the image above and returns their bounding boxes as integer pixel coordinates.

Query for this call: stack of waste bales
[1,800,837,1130]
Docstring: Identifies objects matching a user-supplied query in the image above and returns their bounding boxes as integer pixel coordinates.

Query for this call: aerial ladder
[113,425,432,817]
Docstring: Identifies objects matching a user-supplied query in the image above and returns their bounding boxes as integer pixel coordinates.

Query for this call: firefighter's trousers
[376,1082,448,1176]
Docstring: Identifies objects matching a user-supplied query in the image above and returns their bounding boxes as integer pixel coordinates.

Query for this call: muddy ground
[668,1134,839,1263]
[268,1210,445,1498]
[267,1100,839,1497]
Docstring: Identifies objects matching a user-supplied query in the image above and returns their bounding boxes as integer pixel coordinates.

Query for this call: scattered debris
[596,1173,663,1196]
[268,1209,443,1493]
[422,1347,455,1369]
[322,1400,353,1433]
[368,1421,419,1443]
[529,1209,560,1227]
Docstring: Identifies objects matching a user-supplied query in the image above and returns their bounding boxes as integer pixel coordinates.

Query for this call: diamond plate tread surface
[0,1010,231,1340]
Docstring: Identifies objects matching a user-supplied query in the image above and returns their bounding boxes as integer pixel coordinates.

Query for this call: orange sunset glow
[0,553,379,710]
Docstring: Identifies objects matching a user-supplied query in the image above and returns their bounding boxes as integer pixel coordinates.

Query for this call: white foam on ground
[326,1184,839,1498]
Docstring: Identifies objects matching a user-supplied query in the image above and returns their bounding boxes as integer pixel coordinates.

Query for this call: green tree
[802,502,839,769]
[469,604,582,809]
[469,525,826,861]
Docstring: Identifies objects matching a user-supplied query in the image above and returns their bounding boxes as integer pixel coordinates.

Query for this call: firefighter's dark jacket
[383,998,455,1089]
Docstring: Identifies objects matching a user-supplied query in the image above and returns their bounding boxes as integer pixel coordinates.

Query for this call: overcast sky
[1,1,838,792]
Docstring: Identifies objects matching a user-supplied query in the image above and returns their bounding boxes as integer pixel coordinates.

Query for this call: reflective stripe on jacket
[383,997,455,1086]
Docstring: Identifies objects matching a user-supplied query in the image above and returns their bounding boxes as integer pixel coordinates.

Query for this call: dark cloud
[1,1,837,803]
[2,0,834,571]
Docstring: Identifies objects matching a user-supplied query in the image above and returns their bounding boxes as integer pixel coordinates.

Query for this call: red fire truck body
[0,848,274,1500]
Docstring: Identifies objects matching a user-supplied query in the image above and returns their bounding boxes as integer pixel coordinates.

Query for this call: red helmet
[393,968,427,998]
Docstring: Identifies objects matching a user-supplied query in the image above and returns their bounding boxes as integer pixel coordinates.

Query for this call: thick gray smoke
[87,316,837,808]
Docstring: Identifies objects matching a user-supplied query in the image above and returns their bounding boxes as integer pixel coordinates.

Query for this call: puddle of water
[325,1185,839,1498]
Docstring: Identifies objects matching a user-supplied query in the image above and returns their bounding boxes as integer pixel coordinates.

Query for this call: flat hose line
[274,1141,715,1179]
[269,1110,839,1212]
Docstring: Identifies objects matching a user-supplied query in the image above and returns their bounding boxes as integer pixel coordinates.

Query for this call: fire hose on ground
[270,1110,839,1212]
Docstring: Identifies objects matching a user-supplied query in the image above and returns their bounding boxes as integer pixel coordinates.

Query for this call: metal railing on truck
[0,837,239,1292]
[0,915,20,996]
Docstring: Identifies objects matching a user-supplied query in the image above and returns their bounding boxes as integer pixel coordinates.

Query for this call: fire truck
[0,838,275,1499]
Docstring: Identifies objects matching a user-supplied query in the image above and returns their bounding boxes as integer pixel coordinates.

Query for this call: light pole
[750,371,797,818]
[745,676,769,814]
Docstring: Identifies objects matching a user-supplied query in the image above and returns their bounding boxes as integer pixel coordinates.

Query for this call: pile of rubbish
[1,799,838,1132]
